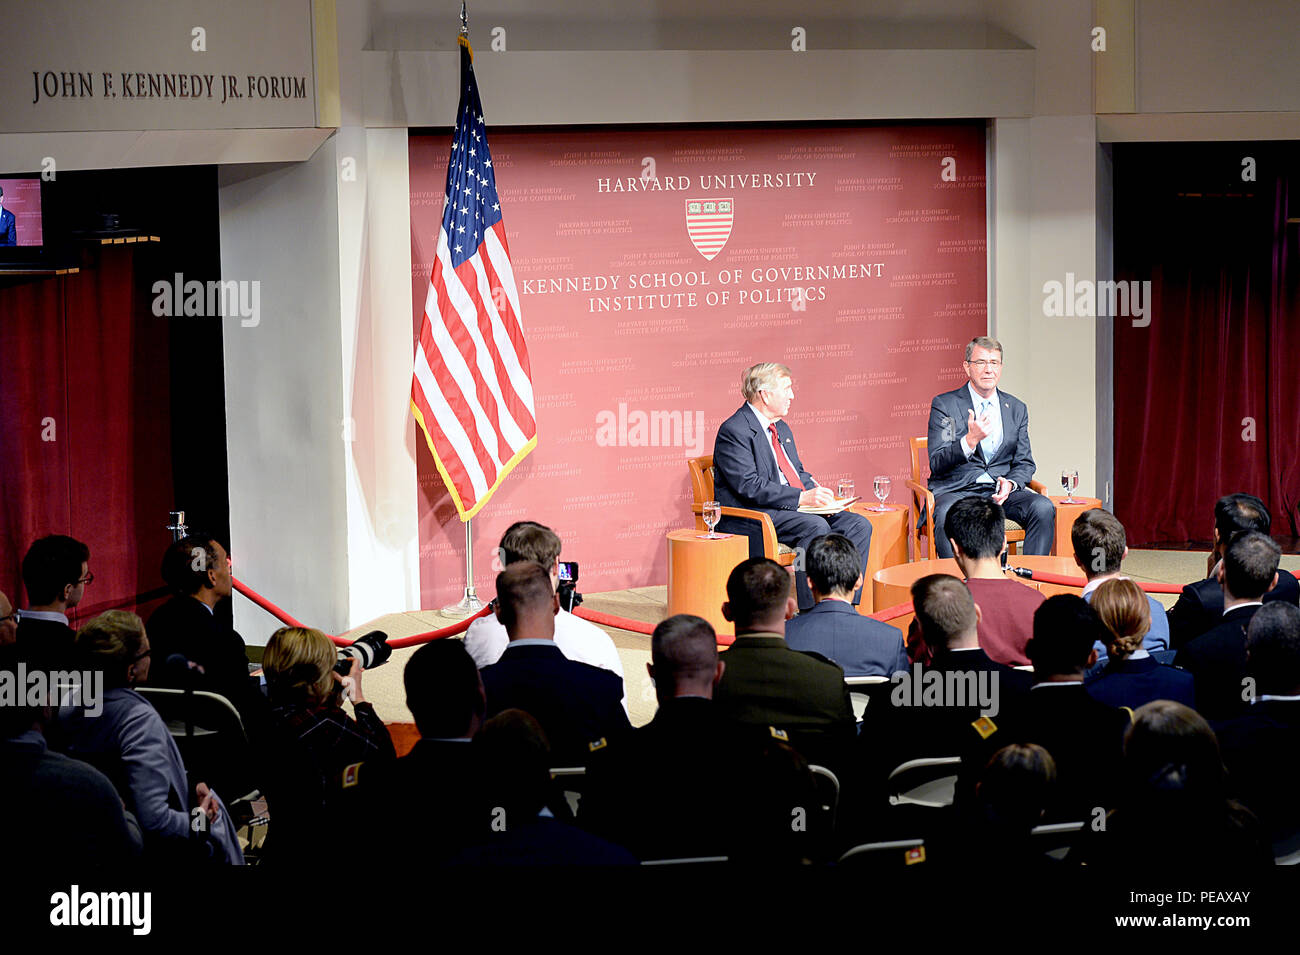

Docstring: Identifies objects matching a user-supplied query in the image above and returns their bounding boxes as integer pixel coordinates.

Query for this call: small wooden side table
[666,528,749,638]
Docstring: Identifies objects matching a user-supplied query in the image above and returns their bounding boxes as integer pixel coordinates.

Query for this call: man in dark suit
[479,562,630,765]
[16,534,90,671]
[368,638,492,863]
[147,534,265,733]
[960,595,1130,823]
[1175,530,1281,721]
[858,574,1031,833]
[0,185,16,246]
[1213,602,1300,850]
[1166,493,1299,649]
[785,534,908,677]
[713,557,856,775]
[581,614,815,862]
[712,361,872,611]
[926,337,1054,558]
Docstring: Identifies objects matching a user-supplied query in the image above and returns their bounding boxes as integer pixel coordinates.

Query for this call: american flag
[411,34,536,521]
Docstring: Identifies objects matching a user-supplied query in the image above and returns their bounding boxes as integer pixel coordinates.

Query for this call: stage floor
[355,549,1300,729]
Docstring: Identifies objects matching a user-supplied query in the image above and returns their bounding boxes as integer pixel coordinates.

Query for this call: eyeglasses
[965,360,1002,369]
[78,572,94,585]
[131,649,152,663]
[0,611,18,625]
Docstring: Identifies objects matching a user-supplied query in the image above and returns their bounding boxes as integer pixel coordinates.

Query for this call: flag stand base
[442,588,485,616]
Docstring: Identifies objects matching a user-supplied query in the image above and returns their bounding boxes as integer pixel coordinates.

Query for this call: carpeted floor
[350,550,1300,729]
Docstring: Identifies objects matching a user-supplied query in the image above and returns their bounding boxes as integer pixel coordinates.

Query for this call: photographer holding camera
[259,626,396,864]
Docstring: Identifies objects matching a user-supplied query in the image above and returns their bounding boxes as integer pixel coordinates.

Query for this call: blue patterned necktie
[979,398,1000,458]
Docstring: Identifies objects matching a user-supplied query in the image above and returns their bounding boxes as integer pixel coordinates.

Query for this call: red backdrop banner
[409,123,987,605]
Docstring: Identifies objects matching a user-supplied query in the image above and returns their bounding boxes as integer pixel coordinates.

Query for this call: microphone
[1009,566,1035,579]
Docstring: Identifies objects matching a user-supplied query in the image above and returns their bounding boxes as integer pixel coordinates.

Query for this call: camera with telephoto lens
[557,560,582,612]
[334,630,392,675]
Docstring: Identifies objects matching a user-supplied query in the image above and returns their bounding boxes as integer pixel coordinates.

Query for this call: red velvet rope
[228,566,1300,649]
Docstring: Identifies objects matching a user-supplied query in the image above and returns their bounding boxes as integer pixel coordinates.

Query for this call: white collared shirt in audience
[464,609,628,712]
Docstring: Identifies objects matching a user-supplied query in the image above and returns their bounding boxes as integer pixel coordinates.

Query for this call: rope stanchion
[869,600,914,623]
[573,606,655,635]
[232,577,493,647]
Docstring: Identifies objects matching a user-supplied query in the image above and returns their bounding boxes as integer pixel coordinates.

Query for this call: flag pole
[442,517,484,614]
[441,2,481,616]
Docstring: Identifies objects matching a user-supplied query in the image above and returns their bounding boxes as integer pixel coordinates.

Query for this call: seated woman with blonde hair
[60,610,244,864]
[259,626,395,863]
[1085,578,1195,711]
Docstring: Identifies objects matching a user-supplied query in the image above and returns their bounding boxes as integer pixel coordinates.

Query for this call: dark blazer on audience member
[1173,604,1260,721]
[368,737,490,862]
[479,642,631,765]
[960,682,1130,823]
[1166,571,1298,649]
[1,729,143,866]
[1213,699,1300,847]
[713,632,856,769]
[1085,654,1196,711]
[15,616,78,671]
[859,647,1031,819]
[581,695,808,861]
[785,599,909,678]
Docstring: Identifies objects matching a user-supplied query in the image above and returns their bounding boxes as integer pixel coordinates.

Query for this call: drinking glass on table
[873,475,891,510]
[703,500,721,539]
[837,479,855,503]
[1060,468,1079,504]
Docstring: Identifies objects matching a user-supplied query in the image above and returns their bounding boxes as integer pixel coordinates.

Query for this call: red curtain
[0,246,175,625]
[1114,149,1299,544]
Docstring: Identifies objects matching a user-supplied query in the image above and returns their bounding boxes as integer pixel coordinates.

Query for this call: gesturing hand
[966,409,992,447]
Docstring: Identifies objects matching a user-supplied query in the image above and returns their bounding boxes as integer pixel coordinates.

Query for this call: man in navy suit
[1166,493,1300,649]
[1213,602,1300,849]
[926,337,1054,558]
[713,361,872,611]
[479,561,630,765]
[0,185,16,246]
[1175,530,1281,721]
[785,534,907,677]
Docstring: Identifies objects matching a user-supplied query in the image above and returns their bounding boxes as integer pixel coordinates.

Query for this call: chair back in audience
[845,674,889,722]
[136,687,256,800]
[808,764,840,831]
[641,856,729,866]
[1030,820,1086,861]
[887,756,961,808]
[550,765,587,818]
[837,838,926,869]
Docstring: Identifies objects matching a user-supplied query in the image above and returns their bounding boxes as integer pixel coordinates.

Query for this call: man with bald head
[478,561,630,765]
[581,614,813,861]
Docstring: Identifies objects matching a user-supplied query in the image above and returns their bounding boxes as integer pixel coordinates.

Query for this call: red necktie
[769,424,804,488]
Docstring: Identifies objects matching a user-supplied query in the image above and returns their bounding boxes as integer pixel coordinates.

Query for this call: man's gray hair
[741,362,792,401]
[964,336,1003,362]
